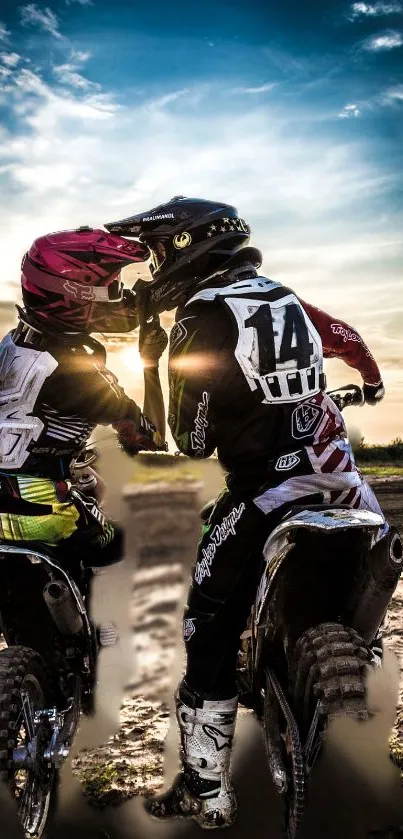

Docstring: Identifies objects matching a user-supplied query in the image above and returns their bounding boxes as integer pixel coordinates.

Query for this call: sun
[119,346,144,374]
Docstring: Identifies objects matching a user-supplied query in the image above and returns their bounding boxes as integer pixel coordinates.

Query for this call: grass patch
[76,762,120,803]
[358,464,403,477]
[354,438,403,464]
[130,452,403,484]
[132,464,205,484]
[131,455,207,484]
[131,460,403,483]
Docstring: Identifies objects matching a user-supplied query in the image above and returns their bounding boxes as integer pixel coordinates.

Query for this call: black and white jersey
[168,275,381,492]
[0,328,140,479]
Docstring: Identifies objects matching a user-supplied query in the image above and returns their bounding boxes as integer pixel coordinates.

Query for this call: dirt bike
[0,446,115,838]
[200,385,403,839]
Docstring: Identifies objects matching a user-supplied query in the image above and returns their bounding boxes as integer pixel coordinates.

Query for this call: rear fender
[254,508,384,626]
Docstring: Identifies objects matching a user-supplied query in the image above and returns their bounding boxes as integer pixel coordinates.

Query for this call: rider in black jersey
[106,197,386,830]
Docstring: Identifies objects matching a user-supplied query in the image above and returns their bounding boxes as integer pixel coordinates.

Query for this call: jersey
[0,325,141,480]
[167,275,382,492]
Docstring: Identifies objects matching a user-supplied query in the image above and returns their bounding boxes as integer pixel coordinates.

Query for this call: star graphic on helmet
[209,224,217,231]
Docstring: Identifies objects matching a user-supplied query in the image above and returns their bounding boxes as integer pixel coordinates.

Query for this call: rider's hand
[363,381,385,406]
[112,415,165,456]
[139,316,168,366]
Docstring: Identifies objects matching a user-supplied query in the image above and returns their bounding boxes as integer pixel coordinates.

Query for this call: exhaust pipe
[348,527,403,644]
[43,581,84,636]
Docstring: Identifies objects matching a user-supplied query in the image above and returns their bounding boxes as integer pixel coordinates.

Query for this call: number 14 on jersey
[226,294,324,405]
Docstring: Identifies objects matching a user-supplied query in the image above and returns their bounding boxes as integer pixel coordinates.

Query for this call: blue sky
[0,0,402,441]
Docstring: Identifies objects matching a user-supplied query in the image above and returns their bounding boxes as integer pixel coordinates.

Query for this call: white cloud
[0,65,402,443]
[13,67,49,97]
[350,1,402,18]
[65,0,94,5]
[339,103,361,118]
[70,49,92,63]
[231,83,277,95]
[0,23,10,41]
[18,7,94,80]
[1,53,21,68]
[53,62,100,90]
[20,5,65,40]
[363,30,403,49]
[0,72,399,262]
[4,67,118,127]
[382,84,403,101]
[143,88,190,112]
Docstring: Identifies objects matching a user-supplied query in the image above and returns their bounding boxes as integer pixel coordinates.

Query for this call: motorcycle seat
[280,503,353,522]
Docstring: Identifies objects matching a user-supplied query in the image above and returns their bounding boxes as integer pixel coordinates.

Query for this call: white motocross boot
[369,623,385,668]
[144,680,238,829]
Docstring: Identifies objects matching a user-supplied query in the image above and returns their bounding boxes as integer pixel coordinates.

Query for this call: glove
[363,381,385,406]
[139,316,168,366]
[112,415,165,456]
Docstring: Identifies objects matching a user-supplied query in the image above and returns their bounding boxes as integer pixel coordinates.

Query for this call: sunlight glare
[120,346,144,374]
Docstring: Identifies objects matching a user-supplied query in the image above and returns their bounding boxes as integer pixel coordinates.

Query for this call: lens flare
[120,346,144,374]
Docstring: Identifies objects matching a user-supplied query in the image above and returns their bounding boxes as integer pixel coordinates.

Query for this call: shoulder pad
[185,276,280,307]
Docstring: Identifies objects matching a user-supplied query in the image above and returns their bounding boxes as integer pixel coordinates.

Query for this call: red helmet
[21,226,150,333]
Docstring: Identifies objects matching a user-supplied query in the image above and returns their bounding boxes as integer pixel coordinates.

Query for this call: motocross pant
[183,459,386,699]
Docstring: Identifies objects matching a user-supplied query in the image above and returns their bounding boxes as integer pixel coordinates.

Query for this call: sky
[0,0,402,443]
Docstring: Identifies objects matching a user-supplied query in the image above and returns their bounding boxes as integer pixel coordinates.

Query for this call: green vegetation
[353,438,403,477]
[354,437,403,464]
[131,451,211,484]
[76,762,120,805]
[359,465,403,477]
[129,441,403,485]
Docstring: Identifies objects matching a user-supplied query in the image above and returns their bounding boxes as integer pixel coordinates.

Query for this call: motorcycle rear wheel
[0,645,58,838]
[291,621,371,758]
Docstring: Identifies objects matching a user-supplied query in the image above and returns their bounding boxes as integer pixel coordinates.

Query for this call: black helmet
[104,196,262,312]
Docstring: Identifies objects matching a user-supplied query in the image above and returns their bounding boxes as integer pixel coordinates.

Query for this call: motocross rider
[106,197,387,829]
[0,227,165,591]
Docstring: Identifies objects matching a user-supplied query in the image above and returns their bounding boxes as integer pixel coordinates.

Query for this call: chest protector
[0,333,57,469]
[186,277,324,405]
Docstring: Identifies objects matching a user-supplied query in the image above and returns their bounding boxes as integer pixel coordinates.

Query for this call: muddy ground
[2,460,403,838]
[70,549,403,811]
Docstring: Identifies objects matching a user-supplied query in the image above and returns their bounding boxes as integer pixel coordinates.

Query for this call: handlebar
[326,384,364,412]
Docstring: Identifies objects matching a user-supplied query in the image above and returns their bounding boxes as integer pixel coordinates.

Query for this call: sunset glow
[0,1,401,444]
[120,346,144,375]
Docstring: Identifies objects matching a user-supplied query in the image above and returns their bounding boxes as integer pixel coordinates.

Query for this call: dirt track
[72,550,403,811]
[2,462,403,830]
[70,471,403,816]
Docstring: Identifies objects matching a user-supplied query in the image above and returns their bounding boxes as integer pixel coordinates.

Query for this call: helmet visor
[107,278,125,302]
[90,278,125,302]
[149,242,166,273]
